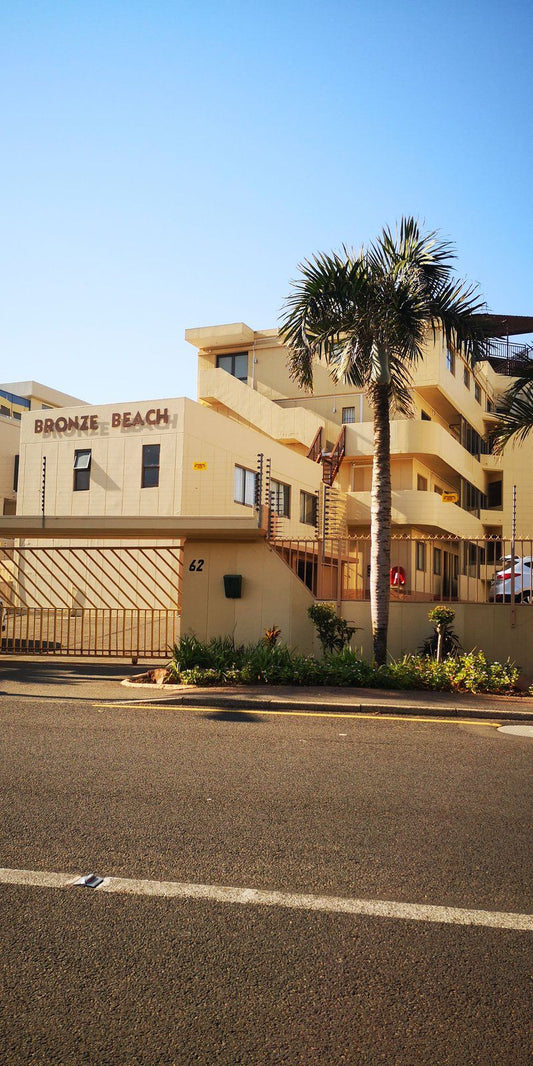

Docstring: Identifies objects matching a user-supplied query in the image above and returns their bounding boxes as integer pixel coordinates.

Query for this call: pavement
[1,656,533,720]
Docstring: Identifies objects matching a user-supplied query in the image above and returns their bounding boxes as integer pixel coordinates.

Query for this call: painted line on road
[93,701,502,727]
[1,867,531,932]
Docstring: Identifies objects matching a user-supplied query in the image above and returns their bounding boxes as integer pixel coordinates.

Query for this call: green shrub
[419,606,461,661]
[169,632,520,695]
[308,603,357,655]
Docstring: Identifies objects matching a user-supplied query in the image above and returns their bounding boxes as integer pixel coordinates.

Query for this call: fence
[0,543,182,657]
[271,536,533,605]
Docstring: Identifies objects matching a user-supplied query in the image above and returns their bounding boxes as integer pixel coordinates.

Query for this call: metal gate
[0,543,182,657]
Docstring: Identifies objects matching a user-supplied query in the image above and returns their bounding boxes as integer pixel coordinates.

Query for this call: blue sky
[1,0,532,404]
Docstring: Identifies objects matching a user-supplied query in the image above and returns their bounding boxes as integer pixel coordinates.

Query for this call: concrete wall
[339,601,533,678]
[180,539,317,651]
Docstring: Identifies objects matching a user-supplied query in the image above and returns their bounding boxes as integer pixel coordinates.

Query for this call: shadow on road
[203,710,264,722]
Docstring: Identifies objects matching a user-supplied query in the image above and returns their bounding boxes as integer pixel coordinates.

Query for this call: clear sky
[1,0,532,405]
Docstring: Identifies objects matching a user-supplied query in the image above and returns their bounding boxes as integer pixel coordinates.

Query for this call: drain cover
[73,874,105,888]
[498,724,533,738]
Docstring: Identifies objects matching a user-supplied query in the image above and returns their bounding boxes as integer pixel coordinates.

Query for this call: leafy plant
[308,603,357,655]
[419,605,461,662]
[263,625,281,647]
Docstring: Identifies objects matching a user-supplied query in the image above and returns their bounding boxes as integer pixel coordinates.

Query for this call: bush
[419,605,461,661]
[169,633,520,694]
[308,603,357,655]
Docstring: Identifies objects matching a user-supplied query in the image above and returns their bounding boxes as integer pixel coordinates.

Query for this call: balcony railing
[484,338,533,376]
[270,535,533,605]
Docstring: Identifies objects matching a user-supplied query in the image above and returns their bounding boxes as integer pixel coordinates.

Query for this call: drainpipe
[510,484,516,627]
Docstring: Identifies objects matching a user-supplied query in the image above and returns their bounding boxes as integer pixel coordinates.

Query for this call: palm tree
[492,364,533,451]
[279,217,486,665]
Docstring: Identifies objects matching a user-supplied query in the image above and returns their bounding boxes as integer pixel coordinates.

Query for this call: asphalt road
[1,695,532,1065]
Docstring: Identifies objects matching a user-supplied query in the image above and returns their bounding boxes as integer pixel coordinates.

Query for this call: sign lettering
[34,408,170,434]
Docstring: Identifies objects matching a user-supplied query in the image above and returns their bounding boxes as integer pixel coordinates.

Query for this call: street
[1,693,532,1064]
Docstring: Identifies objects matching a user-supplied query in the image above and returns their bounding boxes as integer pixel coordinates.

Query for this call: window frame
[341,406,355,424]
[446,348,455,375]
[300,490,318,527]
[73,449,91,492]
[141,443,161,488]
[216,352,249,384]
[474,381,481,404]
[463,366,470,389]
[416,541,426,571]
[234,464,257,507]
[417,474,428,492]
[270,478,291,518]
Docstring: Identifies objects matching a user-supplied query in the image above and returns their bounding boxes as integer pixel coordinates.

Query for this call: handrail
[307,426,323,463]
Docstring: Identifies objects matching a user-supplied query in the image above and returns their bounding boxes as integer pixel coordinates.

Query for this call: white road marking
[498,724,533,737]
[1,867,532,932]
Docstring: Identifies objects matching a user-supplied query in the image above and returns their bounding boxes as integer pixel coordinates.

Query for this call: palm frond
[492,365,533,450]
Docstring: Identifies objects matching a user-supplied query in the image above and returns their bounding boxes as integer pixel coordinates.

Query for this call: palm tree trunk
[370,384,391,665]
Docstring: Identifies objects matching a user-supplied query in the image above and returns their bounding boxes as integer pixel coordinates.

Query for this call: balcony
[345,420,486,491]
[346,489,485,538]
[198,367,324,448]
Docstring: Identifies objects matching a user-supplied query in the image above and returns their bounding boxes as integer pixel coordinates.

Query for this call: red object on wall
[390,565,406,587]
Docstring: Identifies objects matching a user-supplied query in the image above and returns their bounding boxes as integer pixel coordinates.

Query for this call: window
[0,405,9,417]
[3,499,15,515]
[13,455,19,492]
[463,366,470,388]
[486,398,494,413]
[416,542,426,571]
[234,465,256,506]
[488,479,502,509]
[142,444,160,488]
[417,474,428,491]
[300,490,317,526]
[13,411,21,420]
[342,407,355,424]
[217,352,248,383]
[73,449,91,491]
[474,382,481,404]
[270,479,290,517]
[433,548,442,575]
[421,410,431,421]
[434,484,442,496]
[446,348,455,375]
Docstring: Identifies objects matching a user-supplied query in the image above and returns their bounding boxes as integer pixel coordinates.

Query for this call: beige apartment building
[1,318,533,665]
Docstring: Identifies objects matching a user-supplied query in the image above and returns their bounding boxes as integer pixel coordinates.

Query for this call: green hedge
[169,638,519,695]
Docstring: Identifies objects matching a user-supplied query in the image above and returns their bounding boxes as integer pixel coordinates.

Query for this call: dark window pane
[142,466,159,488]
[143,444,160,467]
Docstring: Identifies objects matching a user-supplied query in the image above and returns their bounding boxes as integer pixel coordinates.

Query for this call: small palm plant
[420,606,461,663]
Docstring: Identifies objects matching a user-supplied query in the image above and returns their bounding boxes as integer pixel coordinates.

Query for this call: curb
[119,686,533,722]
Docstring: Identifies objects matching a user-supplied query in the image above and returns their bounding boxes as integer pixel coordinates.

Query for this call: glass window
[421,410,431,421]
[446,348,455,375]
[142,444,160,488]
[417,474,428,491]
[434,484,442,495]
[234,465,256,506]
[73,449,91,491]
[300,490,317,526]
[433,548,442,575]
[13,455,19,492]
[217,352,248,383]
[463,366,470,388]
[416,542,426,571]
[0,405,9,417]
[270,479,290,517]
[474,382,481,404]
[342,407,355,424]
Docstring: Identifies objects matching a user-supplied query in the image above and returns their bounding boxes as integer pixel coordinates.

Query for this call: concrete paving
[1,656,533,720]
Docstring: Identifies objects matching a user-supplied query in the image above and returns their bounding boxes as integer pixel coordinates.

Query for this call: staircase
[306,426,345,485]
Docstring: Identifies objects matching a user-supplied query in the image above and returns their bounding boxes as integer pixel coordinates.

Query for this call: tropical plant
[263,625,281,646]
[492,363,533,451]
[279,217,486,664]
[308,602,357,655]
[419,605,461,662]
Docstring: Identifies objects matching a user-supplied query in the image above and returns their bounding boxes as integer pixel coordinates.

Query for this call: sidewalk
[1,657,533,721]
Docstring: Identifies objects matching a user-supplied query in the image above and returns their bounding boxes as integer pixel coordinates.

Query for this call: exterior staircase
[307,426,346,486]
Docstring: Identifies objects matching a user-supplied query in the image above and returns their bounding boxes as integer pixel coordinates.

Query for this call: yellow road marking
[92,701,502,727]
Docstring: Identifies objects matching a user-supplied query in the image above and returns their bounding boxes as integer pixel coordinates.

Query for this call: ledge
[0,515,266,541]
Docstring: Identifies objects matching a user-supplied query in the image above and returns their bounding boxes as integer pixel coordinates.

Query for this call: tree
[492,364,533,451]
[279,217,485,665]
